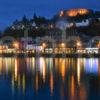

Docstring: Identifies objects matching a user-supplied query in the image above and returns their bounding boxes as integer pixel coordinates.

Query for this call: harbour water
[0,57,100,100]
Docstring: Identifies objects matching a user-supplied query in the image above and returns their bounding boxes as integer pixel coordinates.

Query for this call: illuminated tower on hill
[54,8,92,40]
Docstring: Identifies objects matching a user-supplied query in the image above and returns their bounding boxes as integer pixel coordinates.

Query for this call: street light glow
[60,11,64,17]
[13,42,19,49]
[77,41,81,47]
[42,43,46,48]
[61,43,65,48]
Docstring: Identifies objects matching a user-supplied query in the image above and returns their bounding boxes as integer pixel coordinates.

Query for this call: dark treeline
[1,10,100,38]
[2,13,52,38]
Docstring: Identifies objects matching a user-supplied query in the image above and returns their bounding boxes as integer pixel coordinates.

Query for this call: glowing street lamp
[61,43,65,48]
[98,41,100,48]
[42,43,46,48]
[77,41,81,47]
[0,46,2,50]
[41,43,46,53]
[13,42,19,49]
[60,11,64,17]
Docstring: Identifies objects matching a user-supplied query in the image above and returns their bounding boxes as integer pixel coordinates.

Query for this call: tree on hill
[21,15,30,26]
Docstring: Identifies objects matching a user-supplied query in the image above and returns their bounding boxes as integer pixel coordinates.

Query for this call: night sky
[0,0,100,30]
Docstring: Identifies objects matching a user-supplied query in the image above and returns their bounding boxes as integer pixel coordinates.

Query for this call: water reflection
[84,58,98,74]
[0,57,100,100]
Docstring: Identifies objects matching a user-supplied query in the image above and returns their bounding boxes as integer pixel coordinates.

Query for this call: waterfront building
[20,37,33,49]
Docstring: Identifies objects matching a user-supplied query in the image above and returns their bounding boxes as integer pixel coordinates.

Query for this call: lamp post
[13,42,19,49]
[97,41,100,54]
[77,41,81,48]
[60,43,66,54]
[61,43,65,48]
[76,41,82,54]
[42,43,46,53]
[13,42,19,54]
[98,41,100,48]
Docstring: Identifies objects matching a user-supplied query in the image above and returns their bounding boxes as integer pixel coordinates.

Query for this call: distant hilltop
[53,8,100,22]
[59,8,93,17]
[53,8,100,36]
[1,8,100,38]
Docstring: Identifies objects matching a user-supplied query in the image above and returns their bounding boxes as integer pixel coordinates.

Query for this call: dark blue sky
[0,0,100,30]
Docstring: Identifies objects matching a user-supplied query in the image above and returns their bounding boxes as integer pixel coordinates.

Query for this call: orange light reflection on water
[0,57,99,99]
[50,72,54,96]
